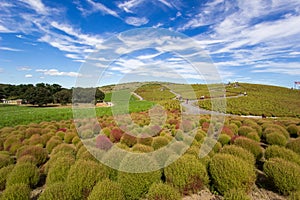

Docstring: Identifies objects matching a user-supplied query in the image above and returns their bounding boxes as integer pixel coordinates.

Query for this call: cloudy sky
[0,0,300,88]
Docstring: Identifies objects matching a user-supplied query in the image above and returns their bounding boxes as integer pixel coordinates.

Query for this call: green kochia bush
[218,134,231,146]
[238,126,255,136]
[152,136,169,150]
[287,124,299,137]
[38,182,80,200]
[289,190,300,200]
[164,154,209,195]
[286,138,300,155]
[220,145,255,165]
[264,145,300,166]
[147,182,181,200]
[16,145,48,166]
[264,158,300,195]
[67,159,108,199]
[1,183,31,200]
[234,137,263,160]
[0,153,14,169]
[266,132,287,146]
[0,165,14,190]
[88,179,125,200]
[117,154,161,200]
[6,162,39,187]
[46,156,75,185]
[209,153,256,195]
[223,188,251,200]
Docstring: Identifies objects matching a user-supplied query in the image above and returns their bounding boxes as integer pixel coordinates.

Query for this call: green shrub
[1,183,31,200]
[246,131,260,142]
[234,137,263,160]
[286,138,300,155]
[120,133,137,147]
[56,131,65,140]
[164,154,209,194]
[46,138,62,153]
[264,158,300,195]
[263,124,289,139]
[147,182,181,200]
[238,126,255,136]
[64,132,77,144]
[4,136,22,153]
[152,136,169,150]
[46,156,75,185]
[50,143,76,156]
[231,120,242,128]
[38,182,80,200]
[289,190,300,200]
[0,165,14,190]
[223,188,251,200]
[17,155,38,165]
[137,134,153,146]
[16,145,48,166]
[287,124,299,137]
[72,136,81,145]
[88,179,125,200]
[265,145,300,166]
[6,162,39,187]
[209,153,256,195]
[0,153,14,169]
[45,151,75,173]
[29,134,45,146]
[266,132,287,146]
[218,134,231,146]
[132,144,154,153]
[67,159,108,198]
[220,145,255,165]
[117,155,161,200]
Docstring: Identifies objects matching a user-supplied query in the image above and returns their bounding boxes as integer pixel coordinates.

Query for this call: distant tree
[24,86,53,106]
[72,87,105,104]
[54,89,71,105]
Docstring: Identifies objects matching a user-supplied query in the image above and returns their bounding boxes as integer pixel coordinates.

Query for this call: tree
[54,89,71,105]
[24,86,53,106]
[72,88,105,104]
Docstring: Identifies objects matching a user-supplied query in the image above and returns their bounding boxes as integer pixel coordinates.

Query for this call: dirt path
[131,92,144,100]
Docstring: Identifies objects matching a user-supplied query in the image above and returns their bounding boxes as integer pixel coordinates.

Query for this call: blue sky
[0,0,300,88]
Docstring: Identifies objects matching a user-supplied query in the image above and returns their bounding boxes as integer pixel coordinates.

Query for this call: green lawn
[0,100,154,128]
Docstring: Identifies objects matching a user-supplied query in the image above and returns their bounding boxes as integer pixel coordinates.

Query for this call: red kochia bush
[96,135,113,151]
[110,128,124,143]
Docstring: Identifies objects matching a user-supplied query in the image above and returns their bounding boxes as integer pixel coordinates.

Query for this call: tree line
[0,83,105,106]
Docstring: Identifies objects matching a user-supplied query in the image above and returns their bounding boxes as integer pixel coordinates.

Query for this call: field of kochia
[0,82,300,200]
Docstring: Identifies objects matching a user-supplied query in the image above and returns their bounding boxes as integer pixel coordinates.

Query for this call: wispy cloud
[85,0,120,18]
[18,67,32,71]
[117,0,144,13]
[36,69,82,77]
[0,47,22,51]
[19,0,48,14]
[125,16,149,26]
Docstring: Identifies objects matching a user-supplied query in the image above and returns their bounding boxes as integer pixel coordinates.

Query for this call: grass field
[0,100,154,128]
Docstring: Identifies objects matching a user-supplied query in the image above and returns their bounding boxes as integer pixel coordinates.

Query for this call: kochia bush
[286,138,300,155]
[164,154,209,195]
[147,182,181,200]
[1,184,31,200]
[220,145,255,165]
[209,153,256,195]
[234,137,263,160]
[264,145,300,166]
[6,162,40,187]
[264,158,300,195]
[88,179,125,200]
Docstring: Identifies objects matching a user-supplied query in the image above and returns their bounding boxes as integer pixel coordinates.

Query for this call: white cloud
[36,69,82,77]
[18,67,32,71]
[86,0,119,18]
[16,34,23,38]
[19,0,47,14]
[0,24,12,33]
[0,47,22,51]
[25,74,33,78]
[125,17,149,26]
[157,0,174,8]
[117,0,144,13]
[153,23,163,28]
